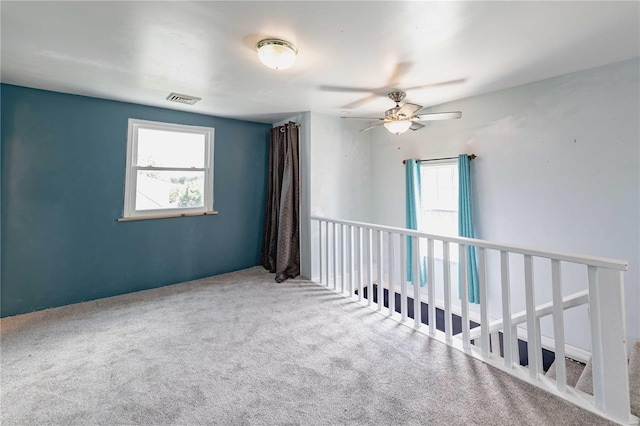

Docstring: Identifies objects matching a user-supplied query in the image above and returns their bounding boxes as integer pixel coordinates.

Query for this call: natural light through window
[420,161,459,260]
[123,119,215,219]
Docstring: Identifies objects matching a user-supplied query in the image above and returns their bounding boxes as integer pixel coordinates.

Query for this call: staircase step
[555,342,639,417]
[575,358,593,395]
[630,340,640,417]
[545,357,586,388]
[541,342,640,418]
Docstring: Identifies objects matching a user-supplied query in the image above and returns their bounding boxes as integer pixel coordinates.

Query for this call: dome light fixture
[256,39,298,70]
[384,120,412,135]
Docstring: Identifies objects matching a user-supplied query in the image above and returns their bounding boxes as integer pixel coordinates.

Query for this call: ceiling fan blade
[318,84,376,93]
[415,111,462,121]
[396,102,423,118]
[409,122,425,131]
[403,78,466,92]
[341,116,384,121]
[388,61,413,86]
[341,94,380,110]
[360,122,387,132]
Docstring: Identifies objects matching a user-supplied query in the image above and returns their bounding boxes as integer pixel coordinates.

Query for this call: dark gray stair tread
[545,357,586,388]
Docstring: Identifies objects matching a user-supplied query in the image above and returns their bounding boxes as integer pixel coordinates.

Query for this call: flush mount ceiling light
[256,39,298,70]
[384,120,412,135]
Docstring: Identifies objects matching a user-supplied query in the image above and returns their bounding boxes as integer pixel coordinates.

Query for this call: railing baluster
[341,225,347,294]
[388,233,395,316]
[358,227,363,302]
[333,222,338,290]
[524,254,539,378]
[349,225,355,296]
[318,220,323,285]
[501,251,513,368]
[478,247,489,358]
[342,225,348,294]
[341,226,350,293]
[377,230,384,311]
[367,228,373,307]
[400,234,407,322]
[413,235,422,328]
[550,260,566,391]
[324,221,329,287]
[459,243,470,350]
[443,241,452,344]
[427,238,435,336]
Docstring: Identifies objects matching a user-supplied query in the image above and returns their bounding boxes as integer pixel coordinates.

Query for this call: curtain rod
[277,122,301,132]
[402,154,476,165]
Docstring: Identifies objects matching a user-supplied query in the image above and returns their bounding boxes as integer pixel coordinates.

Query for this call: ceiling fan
[319,61,465,110]
[342,91,462,135]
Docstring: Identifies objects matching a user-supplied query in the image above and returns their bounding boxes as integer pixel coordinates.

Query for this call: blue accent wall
[1,84,271,317]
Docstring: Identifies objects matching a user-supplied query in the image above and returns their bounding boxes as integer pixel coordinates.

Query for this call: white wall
[370,58,640,345]
[308,113,373,280]
[309,113,372,222]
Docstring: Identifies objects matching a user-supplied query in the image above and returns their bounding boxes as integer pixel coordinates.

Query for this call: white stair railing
[312,216,634,425]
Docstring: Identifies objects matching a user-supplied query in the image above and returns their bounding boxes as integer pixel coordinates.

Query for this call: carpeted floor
[1,267,612,425]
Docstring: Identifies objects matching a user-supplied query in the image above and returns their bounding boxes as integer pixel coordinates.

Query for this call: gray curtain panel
[261,122,300,282]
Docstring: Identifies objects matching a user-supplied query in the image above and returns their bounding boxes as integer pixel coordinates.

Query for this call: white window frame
[122,118,215,220]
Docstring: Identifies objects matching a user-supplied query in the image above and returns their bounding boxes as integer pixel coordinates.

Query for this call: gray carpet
[630,341,640,419]
[1,267,613,425]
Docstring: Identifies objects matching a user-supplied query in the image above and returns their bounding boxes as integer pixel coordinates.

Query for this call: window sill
[118,211,218,222]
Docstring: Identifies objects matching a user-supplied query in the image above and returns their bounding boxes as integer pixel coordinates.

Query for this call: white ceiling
[2,1,638,124]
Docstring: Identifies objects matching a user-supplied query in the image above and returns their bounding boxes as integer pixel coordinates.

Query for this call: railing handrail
[467,290,590,340]
[311,216,628,271]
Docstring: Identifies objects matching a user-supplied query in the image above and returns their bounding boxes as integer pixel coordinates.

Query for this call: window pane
[135,171,204,211]
[420,163,459,237]
[421,164,458,212]
[136,128,205,168]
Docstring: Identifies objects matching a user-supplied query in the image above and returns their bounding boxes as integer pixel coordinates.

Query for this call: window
[420,161,458,236]
[419,161,459,259]
[123,119,215,219]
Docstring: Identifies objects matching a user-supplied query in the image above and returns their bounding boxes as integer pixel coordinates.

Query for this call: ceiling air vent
[166,92,201,105]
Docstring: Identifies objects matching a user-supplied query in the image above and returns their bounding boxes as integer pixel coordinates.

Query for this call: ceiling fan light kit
[341,90,462,135]
[384,120,412,134]
[256,39,298,70]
